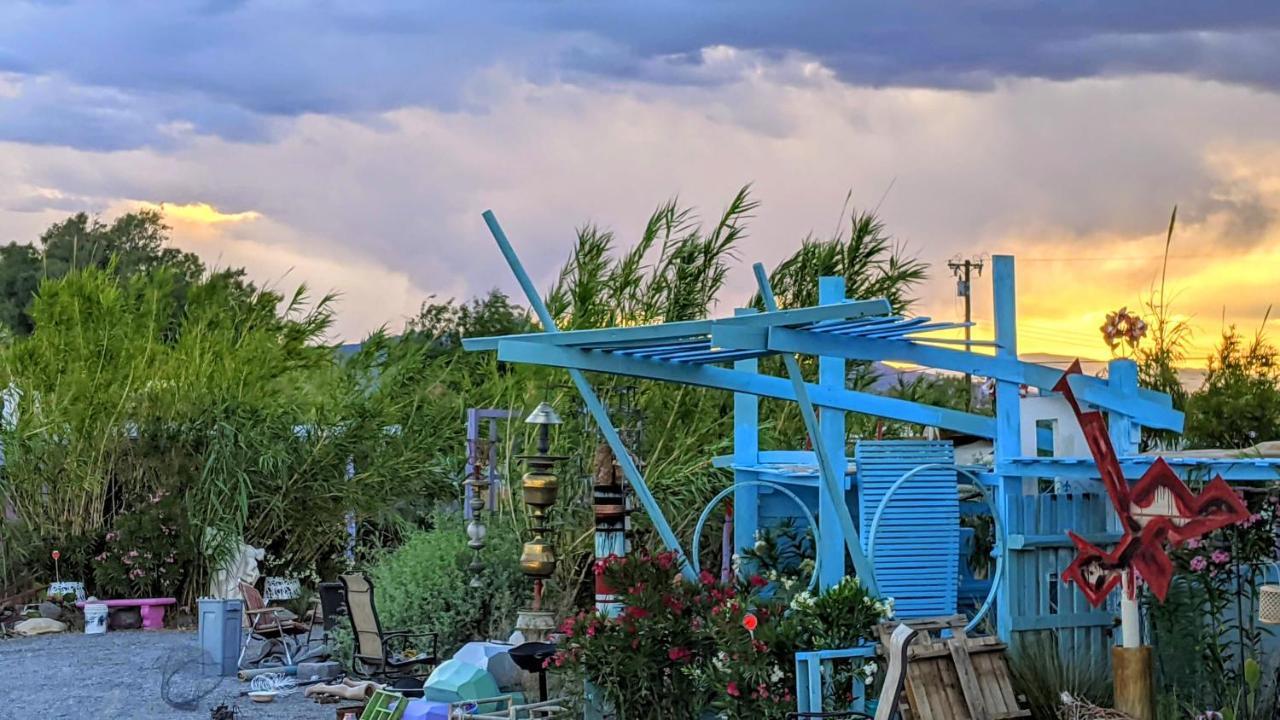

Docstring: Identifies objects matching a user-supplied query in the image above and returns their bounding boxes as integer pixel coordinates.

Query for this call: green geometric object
[360,689,409,720]
[422,658,501,706]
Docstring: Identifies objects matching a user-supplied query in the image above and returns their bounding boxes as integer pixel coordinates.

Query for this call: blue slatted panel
[855,440,958,618]
[1005,492,1114,670]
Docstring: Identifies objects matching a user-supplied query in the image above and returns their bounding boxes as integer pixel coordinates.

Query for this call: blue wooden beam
[997,457,1280,482]
[462,298,892,351]
[753,263,879,595]
[712,327,1183,432]
[496,340,998,438]
[732,307,761,568]
[992,254,1022,643]
[481,210,698,582]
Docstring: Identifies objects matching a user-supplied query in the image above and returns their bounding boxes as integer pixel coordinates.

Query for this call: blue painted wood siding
[1004,492,1115,667]
[855,440,959,618]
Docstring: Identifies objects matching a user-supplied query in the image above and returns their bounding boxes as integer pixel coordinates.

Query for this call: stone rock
[37,601,63,620]
[14,617,67,635]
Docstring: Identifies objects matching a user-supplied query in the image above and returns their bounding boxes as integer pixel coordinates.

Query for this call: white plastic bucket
[84,603,108,634]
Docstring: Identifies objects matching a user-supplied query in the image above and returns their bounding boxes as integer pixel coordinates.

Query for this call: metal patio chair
[338,573,439,683]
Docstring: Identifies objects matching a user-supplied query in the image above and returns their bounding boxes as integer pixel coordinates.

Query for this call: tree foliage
[0,265,466,600]
[0,210,231,336]
[1184,319,1280,450]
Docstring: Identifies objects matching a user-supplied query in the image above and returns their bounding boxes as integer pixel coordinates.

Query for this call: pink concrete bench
[76,598,177,630]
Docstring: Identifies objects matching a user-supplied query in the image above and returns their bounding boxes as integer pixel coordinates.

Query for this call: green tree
[0,210,217,335]
[1184,319,1280,449]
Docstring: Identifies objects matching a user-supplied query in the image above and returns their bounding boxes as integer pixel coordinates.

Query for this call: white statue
[204,528,265,600]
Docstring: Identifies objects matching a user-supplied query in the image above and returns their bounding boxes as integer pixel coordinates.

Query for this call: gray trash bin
[198,598,244,676]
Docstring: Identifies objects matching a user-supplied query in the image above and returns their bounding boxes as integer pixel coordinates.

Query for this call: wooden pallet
[878,616,1030,720]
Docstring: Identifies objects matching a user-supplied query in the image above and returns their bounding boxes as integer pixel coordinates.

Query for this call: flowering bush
[551,551,894,719]
[1149,488,1280,717]
[92,489,193,598]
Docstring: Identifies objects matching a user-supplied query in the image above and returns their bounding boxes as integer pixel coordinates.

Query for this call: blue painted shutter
[855,440,959,618]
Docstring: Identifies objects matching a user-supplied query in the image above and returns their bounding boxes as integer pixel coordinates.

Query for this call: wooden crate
[880,616,1030,720]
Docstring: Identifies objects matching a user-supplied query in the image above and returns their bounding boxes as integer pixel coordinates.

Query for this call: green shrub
[1009,632,1112,720]
[363,513,525,657]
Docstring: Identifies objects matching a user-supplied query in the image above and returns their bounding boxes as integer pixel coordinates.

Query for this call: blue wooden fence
[1003,492,1118,666]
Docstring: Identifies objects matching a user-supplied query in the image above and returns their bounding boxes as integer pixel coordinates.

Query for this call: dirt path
[0,630,337,719]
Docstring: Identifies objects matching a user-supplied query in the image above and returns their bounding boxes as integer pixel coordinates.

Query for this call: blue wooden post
[733,307,761,567]
[752,263,878,594]
[818,277,848,590]
[993,255,1022,642]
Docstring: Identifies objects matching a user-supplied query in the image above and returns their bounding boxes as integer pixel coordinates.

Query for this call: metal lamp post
[514,401,564,642]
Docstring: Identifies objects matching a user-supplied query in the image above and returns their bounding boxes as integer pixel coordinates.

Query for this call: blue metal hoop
[692,479,822,592]
[866,463,1005,633]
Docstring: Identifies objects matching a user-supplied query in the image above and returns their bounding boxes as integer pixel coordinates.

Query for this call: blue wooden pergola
[463,210,1280,664]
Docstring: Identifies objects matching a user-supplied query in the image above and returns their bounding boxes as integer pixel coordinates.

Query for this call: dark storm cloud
[0,1,1277,150]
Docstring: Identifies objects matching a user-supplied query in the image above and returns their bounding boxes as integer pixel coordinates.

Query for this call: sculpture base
[1113,646,1154,720]
[513,609,556,643]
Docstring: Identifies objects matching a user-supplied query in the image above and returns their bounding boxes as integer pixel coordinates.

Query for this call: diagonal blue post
[483,210,698,582]
[752,263,879,594]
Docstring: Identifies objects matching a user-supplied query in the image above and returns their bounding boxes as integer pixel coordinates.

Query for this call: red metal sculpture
[1056,361,1250,607]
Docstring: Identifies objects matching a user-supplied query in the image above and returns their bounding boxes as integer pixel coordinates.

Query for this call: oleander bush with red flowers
[550,550,892,720]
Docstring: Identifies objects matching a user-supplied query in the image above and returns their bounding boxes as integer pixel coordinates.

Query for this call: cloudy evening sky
[2,1,1279,361]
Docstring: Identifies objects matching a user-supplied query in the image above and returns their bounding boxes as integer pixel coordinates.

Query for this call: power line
[1015,254,1230,263]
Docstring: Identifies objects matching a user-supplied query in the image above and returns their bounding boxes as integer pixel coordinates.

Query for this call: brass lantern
[518,402,564,582]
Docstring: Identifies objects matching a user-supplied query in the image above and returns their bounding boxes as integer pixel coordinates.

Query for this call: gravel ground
[0,630,346,720]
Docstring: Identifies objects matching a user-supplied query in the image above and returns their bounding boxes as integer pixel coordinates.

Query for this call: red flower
[51,550,61,561]
[726,682,740,698]
[667,647,692,663]
[699,570,716,586]
[623,606,649,620]
[742,613,758,632]
[748,574,766,588]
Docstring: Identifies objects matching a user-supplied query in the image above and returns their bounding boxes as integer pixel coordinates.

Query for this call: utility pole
[948,257,984,410]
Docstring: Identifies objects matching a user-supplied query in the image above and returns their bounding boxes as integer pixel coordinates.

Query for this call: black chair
[338,573,439,686]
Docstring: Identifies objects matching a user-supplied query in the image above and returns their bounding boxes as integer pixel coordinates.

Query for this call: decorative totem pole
[514,401,564,641]
[591,443,630,617]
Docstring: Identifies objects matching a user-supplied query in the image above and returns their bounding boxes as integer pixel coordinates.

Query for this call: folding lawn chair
[236,581,313,668]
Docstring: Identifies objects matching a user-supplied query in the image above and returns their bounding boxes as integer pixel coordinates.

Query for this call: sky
[1,2,1278,364]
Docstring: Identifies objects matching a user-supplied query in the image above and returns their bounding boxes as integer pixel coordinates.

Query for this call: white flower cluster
[861,593,895,619]
[790,590,816,611]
